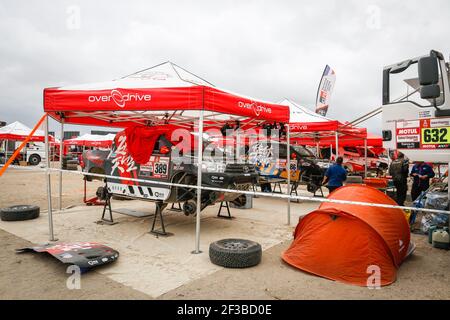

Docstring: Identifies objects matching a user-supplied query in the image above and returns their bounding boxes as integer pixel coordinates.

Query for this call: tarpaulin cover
[121,125,180,164]
[282,185,411,286]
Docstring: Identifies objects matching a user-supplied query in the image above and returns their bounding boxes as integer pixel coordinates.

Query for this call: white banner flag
[315,65,336,116]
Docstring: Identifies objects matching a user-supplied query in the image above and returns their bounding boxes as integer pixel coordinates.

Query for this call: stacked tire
[62,156,78,171]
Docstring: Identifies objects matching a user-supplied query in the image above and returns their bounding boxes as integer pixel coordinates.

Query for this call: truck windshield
[389,60,445,107]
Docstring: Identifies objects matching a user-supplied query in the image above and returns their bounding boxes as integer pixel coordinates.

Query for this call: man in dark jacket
[410,161,435,201]
[388,152,409,206]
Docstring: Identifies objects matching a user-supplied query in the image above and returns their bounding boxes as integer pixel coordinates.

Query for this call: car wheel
[230,194,247,207]
[1,205,40,221]
[209,238,262,268]
[28,154,41,166]
[183,200,197,216]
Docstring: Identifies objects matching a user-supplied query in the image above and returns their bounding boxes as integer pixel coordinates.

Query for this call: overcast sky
[1,0,449,135]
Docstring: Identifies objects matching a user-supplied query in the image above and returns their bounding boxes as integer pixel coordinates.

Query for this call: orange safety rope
[0,114,48,177]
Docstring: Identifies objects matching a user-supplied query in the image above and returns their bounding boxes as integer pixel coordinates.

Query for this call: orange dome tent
[282,185,411,286]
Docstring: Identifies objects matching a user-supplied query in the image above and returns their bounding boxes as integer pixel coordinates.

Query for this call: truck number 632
[422,128,449,143]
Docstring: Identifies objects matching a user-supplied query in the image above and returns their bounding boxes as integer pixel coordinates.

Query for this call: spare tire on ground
[1,205,40,221]
[209,238,262,268]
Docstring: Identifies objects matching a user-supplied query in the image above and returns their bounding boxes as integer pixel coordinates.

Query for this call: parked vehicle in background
[81,149,109,181]
[248,140,326,193]
[320,146,388,175]
[6,141,49,166]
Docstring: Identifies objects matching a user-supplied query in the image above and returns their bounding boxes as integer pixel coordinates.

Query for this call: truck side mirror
[418,56,440,100]
[382,130,392,142]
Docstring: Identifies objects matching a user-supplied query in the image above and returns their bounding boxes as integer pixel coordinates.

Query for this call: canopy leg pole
[335,131,339,159]
[58,119,64,211]
[193,109,204,254]
[364,138,368,178]
[44,115,56,241]
[286,124,291,226]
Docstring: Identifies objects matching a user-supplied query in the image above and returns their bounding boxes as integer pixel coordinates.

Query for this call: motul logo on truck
[88,89,151,108]
[237,101,272,116]
[397,128,419,135]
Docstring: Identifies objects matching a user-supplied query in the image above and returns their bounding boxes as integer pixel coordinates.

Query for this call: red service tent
[44,62,290,127]
[64,133,116,148]
[0,121,54,142]
[282,99,341,132]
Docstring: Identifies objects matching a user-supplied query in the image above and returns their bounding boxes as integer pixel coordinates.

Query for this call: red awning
[0,121,55,142]
[63,133,116,148]
[282,99,341,132]
[43,62,290,127]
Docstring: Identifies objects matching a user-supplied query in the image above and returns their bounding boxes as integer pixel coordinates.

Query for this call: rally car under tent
[41,61,291,250]
[282,185,412,286]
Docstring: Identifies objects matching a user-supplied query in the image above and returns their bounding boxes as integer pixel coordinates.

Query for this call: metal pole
[448,161,450,230]
[44,115,56,241]
[58,119,64,210]
[335,131,339,159]
[286,124,291,225]
[193,109,204,254]
[364,138,368,178]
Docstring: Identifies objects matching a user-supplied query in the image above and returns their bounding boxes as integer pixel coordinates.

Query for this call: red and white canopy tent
[0,121,53,142]
[0,121,58,163]
[295,132,383,148]
[281,99,374,174]
[64,133,116,148]
[42,61,290,251]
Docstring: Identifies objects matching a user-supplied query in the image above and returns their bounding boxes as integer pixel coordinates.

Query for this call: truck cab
[382,50,450,162]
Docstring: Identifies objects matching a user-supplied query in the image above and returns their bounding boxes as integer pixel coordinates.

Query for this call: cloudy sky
[1,0,449,135]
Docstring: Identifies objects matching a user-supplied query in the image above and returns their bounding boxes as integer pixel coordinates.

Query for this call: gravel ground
[0,167,449,300]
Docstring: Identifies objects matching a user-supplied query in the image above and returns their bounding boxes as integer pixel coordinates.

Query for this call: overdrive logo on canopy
[88,89,152,108]
[237,101,272,117]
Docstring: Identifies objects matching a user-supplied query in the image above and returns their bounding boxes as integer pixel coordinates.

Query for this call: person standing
[388,152,409,206]
[322,156,347,194]
[410,161,435,201]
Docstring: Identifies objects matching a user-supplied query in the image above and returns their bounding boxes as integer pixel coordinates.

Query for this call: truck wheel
[307,183,319,193]
[1,205,40,221]
[209,239,262,268]
[28,154,41,166]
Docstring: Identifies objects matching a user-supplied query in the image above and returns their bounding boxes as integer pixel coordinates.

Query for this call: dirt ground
[0,167,449,300]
